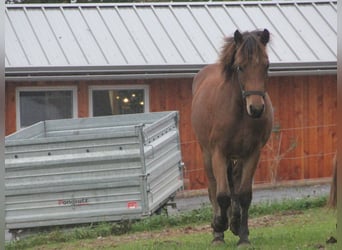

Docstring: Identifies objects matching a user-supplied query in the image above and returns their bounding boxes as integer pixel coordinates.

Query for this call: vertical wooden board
[303,78,312,179]
[303,77,319,179]
[148,79,158,112]
[302,78,309,179]
[320,77,328,178]
[5,83,16,135]
[292,76,305,179]
[316,76,325,178]
[297,76,306,180]
[288,76,304,180]
[314,76,325,179]
[78,81,89,117]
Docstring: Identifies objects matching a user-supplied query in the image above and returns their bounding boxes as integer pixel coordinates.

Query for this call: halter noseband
[241,89,266,99]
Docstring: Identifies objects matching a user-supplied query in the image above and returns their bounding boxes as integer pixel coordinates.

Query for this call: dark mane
[219,30,268,78]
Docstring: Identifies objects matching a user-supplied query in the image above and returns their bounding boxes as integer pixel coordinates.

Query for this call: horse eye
[237,66,243,72]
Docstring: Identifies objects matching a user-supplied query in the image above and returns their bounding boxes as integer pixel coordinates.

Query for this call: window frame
[16,86,78,130]
[88,85,150,117]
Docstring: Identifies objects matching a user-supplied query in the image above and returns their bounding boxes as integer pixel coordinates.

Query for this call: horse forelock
[219,31,268,78]
[236,34,267,66]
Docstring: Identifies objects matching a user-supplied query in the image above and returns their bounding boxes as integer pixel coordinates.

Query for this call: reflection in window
[92,89,145,116]
[19,90,74,128]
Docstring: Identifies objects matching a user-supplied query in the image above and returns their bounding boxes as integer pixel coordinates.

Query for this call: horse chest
[221,118,268,157]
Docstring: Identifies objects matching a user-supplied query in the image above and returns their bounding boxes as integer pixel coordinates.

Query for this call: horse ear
[234,30,243,44]
[260,29,270,45]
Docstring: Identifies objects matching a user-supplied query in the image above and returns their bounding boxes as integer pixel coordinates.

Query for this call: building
[5,0,337,189]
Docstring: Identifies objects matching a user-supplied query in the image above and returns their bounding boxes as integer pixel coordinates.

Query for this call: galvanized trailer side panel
[6,134,145,229]
[143,113,183,213]
[5,111,183,229]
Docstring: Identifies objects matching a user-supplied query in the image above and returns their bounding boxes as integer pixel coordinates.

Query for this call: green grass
[5,196,337,250]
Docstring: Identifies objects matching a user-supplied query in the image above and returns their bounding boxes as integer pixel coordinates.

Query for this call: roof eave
[269,61,337,76]
[5,62,337,81]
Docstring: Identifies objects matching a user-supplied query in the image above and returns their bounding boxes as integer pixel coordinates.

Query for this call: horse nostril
[249,105,264,118]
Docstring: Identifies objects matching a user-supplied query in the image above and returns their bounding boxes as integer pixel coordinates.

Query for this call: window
[17,87,77,129]
[90,86,149,116]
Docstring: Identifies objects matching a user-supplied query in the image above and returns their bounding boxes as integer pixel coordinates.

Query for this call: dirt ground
[33,210,309,250]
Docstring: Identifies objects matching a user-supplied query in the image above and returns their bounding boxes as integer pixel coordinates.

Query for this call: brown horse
[191,29,273,246]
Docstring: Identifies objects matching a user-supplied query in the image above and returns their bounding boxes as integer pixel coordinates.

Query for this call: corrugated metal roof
[5,0,337,79]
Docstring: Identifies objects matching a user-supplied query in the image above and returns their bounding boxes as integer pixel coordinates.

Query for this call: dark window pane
[92,89,145,116]
[19,91,73,127]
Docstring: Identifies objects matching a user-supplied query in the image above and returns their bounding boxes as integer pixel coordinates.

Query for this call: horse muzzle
[245,92,266,118]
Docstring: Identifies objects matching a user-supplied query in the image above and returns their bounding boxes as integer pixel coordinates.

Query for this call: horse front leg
[228,160,242,236]
[236,151,260,246]
[210,149,231,243]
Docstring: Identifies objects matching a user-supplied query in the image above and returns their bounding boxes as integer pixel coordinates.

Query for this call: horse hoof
[237,239,251,248]
[212,232,225,245]
[212,238,225,246]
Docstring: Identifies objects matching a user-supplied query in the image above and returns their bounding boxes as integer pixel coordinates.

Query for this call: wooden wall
[257,75,337,186]
[147,75,337,189]
[5,74,337,190]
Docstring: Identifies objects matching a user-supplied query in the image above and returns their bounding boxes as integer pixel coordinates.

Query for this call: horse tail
[328,153,337,208]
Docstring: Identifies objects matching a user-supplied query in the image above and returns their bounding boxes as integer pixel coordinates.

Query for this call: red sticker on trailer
[127,201,138,209]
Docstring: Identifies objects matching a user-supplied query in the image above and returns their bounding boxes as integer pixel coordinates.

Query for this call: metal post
[0,1,6,249]
[136,124,149,215]
[337,1,342,249]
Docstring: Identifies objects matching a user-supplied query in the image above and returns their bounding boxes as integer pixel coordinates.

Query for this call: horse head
[220,29,270,118]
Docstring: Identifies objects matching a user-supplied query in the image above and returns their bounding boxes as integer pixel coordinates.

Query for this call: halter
[236,66,266,99]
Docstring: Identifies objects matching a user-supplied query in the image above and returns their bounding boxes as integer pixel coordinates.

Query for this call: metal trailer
[5,111,183,230]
